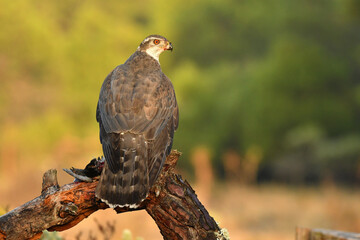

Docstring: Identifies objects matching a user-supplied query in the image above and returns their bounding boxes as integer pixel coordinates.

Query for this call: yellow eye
[153,39,160,45]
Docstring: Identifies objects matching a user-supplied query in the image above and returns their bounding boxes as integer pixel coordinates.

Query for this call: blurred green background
[1,0,360,239]
[1,0,360,184]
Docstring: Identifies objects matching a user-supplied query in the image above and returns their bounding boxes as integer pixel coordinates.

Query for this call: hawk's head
[138,35,173,62]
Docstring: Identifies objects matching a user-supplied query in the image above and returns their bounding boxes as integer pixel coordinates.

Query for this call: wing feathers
[98,64,177,138]
[95,51,178,208]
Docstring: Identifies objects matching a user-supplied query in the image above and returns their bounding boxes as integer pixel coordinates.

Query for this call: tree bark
[0,151,229,240]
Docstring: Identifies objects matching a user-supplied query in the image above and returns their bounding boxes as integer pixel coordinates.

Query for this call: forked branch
[0,151,229,240]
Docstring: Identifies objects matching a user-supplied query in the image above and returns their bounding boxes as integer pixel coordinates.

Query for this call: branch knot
[41,169,59,194]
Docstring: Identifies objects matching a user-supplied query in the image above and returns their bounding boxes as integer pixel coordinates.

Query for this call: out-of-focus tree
[0,0,360,184]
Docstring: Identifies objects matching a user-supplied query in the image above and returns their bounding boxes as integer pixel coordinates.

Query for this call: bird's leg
[63,156,105,182]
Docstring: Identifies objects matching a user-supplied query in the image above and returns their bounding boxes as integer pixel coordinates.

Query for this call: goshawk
[95,35,179,208]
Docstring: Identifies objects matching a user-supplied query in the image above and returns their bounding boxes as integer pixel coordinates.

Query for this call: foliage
[122,229,144,240]
[0,0,359,183]
[40,230,62,240]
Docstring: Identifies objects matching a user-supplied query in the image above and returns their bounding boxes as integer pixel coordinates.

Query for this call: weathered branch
[296,227,360,240]
[0,151,229,240]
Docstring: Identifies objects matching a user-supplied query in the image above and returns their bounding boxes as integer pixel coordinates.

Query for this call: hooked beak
[166,41,173,51]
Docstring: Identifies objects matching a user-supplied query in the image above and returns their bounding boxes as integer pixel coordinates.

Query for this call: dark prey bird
[95,35,179,208]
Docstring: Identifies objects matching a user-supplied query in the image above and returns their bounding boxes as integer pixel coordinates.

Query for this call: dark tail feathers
[95,134,149,208]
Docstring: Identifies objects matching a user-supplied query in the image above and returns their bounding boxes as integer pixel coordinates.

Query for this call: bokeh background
[1,0,360,239]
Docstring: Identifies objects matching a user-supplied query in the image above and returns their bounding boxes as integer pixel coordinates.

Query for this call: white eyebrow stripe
[142,37,163,44]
